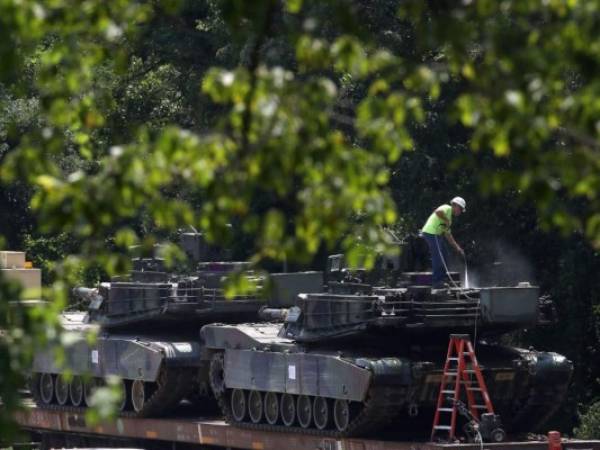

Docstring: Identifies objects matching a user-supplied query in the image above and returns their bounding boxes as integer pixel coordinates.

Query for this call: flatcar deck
[14,406,600,450]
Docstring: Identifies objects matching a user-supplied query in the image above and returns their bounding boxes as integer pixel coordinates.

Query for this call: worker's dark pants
[422,232,448,287]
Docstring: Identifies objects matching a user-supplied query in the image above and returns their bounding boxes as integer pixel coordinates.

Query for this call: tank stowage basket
[297,293,378,331]
[268,271,324,307]
[106,282,171,316]
[479,286,539,325]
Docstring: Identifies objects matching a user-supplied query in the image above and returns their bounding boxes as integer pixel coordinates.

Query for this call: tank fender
[223,349,372,402]
[201,324,261,350]
[32,336,91,376]
[201,323,286,351]
[153,341,203,368]
[33,337,202,382]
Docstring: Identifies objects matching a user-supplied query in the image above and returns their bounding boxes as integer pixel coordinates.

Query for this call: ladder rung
[434,336,492,441]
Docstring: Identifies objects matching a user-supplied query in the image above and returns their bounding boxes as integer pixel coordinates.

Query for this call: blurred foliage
[1,0,600,438]
[575,400,600,439]
[0,274,66,441]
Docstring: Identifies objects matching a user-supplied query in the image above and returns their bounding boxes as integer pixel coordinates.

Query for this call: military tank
[29,233,324,417]
[200,251,572,439]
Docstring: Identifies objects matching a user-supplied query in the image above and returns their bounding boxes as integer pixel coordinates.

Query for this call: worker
[421,197,466,288]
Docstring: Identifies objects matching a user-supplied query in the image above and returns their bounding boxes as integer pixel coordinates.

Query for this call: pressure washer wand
[463,253,470,289]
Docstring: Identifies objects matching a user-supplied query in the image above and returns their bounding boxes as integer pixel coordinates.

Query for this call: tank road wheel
[333,399,351,432]
[297,395,312,429]
[39,373,55,405]
[248,390,263,424]
[209,353,226,397]
[118,379,129,412]
[131,379,146,413]
[313,397,331,430]
[55,374,69,405]
[280,393,296,427]
[231,389,247,422]
[69,376,84,407]
[264,392,279,425]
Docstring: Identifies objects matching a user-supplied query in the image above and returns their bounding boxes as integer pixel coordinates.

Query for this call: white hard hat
[451,196,466,211]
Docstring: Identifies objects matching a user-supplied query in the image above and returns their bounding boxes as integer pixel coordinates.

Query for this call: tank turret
[275,283,542,343]
[71,233,266,329]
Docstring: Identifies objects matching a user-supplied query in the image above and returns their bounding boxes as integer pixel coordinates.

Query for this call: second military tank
[29,233,324,417]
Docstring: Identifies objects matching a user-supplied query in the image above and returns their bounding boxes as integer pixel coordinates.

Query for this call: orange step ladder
[431,334,495,442]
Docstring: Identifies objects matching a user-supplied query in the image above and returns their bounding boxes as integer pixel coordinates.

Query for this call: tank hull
[201,323,572,438]
[30,312,205,416]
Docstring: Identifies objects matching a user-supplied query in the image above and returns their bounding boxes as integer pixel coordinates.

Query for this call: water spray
[434,236,462,291]
[463,253,470,289]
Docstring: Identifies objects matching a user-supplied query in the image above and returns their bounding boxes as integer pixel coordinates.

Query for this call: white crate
[0,251,26,269]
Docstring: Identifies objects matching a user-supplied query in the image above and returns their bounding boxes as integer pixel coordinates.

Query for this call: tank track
[507,384,569,433]
[185,373,220,414]
[210,353,407,437]
[502,350,572,434]
[30,368,194,418]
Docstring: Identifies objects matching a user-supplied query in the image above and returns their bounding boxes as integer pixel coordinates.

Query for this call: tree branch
[241,1,277,156]
[560,126,600,151]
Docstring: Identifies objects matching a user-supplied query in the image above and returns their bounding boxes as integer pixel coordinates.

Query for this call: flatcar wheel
[40,373,54,405]
[248,390,263,424]
[264,392,279,425]
[280,393,296,427]
[231,389,247,422]
[131,380,146,413]
[313,397,330,430]
[69,376,84,406]
[297,395,312,429]
[55,374,69,405]
[333,399,350,432]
